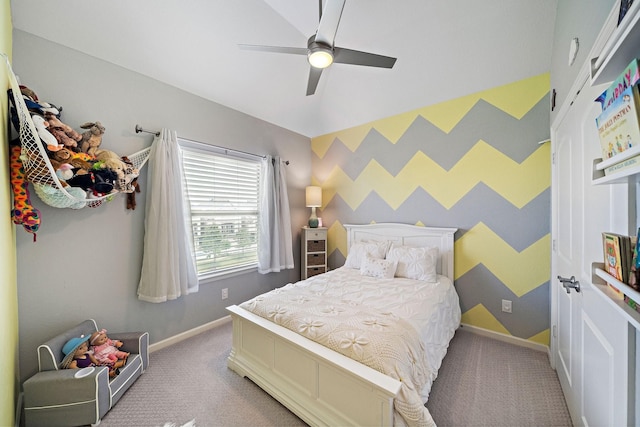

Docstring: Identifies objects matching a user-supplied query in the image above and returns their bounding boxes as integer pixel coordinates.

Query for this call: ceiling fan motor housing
[307,35,334,68]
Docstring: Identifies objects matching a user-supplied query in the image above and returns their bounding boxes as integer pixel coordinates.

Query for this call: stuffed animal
[44,112,82,150]
[32,114,63,152]
[55,163,74,181]
[20,85,38,101]
[95,149,139,192]
[126,177,140,210]
[10,145,41,240]
[49,147,93,173]
[20,85,61,117]
[80,121,105,157]
[90,329,129,368]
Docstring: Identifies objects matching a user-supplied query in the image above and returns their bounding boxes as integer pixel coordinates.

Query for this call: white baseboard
[149,315,231,353]
[460,323,550,353]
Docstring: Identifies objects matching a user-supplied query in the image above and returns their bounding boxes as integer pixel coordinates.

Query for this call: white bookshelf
[592,262,640,329]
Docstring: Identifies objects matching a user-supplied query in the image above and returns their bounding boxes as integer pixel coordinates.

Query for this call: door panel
[552,79,631,426]
[553,88,584,423]
[582,314,613,427]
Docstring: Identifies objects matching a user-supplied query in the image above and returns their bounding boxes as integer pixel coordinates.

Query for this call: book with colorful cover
[596,84,640,162]
[603,232,624,281]
[595,58,640,111]
[621,234,631,283]
[629,235,639,288]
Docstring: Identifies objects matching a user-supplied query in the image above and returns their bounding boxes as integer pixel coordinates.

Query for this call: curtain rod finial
[135,124,160,137]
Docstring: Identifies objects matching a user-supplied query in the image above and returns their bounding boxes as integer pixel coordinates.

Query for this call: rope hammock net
[4,54,150,209]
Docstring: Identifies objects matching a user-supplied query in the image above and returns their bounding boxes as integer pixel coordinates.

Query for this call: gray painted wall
[13,30,311,382]
[549,0,616,123]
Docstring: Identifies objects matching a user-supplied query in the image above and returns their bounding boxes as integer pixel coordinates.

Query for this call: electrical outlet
[221,288,228,300]
[502,299,512,313]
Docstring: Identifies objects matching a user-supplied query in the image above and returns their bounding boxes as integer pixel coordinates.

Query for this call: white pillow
[386,244,439,282]
[360,256,398,279]
[344,240,391,269]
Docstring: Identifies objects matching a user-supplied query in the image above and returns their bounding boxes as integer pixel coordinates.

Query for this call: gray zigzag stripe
[456,264,550,340]
[319,185,550,251]
[313,96,550,180]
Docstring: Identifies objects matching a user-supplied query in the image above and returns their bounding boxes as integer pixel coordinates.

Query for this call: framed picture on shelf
[618,0,635,25]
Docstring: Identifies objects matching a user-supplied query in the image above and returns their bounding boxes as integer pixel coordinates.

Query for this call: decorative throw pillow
[344,240,391,269]
[360,256,398,279]
[386,244,439,282]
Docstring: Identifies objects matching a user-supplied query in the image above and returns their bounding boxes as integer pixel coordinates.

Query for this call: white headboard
[344,223,457,282]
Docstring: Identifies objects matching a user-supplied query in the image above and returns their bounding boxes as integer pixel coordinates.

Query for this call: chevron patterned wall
[311,74,551,346]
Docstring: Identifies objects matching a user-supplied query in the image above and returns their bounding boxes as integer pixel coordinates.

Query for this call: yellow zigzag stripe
[461,304,511,335]
[317,142,549,210]
[528,329,550,346]
[327,221,347,260]
[311,73,550,158]
[454,222,550,297]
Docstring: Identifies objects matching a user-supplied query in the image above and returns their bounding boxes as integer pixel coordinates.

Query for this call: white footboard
[227,305,402,427]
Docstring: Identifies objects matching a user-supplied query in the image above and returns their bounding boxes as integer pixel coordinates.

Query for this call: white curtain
[137,129,198,302]
[258,155,294,274]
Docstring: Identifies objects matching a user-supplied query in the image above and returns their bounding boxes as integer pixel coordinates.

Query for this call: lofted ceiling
[10,0,557,138]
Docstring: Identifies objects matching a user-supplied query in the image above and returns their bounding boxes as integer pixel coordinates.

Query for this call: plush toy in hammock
[10,144,41,240]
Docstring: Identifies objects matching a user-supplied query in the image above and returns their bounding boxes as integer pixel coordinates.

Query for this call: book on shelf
[601,231,640,298]
[627,235,640,290]
[595,83,640,163]
[603,232,624,281]
[595,58,640,111]
[630,237,638,287]
[602,232,628,299]
[604,153,640,175]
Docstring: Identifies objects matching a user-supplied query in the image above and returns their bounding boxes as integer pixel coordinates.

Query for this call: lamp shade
[305,186,322,207]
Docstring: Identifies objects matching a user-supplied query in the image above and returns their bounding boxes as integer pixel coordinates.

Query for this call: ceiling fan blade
[333,47,397,68]
[306,66,323,96]
[238,44,308,56]
[315,0,345,46]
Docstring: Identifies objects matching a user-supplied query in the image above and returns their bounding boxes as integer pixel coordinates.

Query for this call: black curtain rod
[134,124,289,165]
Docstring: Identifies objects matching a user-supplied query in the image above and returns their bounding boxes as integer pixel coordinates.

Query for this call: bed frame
[227,223,457,426]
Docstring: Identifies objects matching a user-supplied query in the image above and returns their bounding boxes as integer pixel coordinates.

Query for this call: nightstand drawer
[307,239,326,252]
[305,229,327,240]
[307,253,325,266]
[306,267,326,277]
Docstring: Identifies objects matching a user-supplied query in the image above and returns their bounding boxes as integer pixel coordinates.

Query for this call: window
[180,139,261,279]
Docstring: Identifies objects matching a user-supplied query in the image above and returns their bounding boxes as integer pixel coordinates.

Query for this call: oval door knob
[557,275,581,294]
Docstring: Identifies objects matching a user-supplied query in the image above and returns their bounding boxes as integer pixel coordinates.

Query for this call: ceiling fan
[239,0,397,96]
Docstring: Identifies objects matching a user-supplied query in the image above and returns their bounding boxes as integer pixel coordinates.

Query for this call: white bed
[227,223,460,427]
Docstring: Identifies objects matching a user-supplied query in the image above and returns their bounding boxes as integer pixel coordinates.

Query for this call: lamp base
[308,206,319,228]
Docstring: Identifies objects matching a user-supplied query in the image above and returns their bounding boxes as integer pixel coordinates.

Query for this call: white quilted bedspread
[239,267,461,427]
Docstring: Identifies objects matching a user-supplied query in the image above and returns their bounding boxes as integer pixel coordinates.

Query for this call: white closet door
[552,78,631,427]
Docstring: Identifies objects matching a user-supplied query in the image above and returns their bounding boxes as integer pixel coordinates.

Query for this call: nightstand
[301,227,327,280]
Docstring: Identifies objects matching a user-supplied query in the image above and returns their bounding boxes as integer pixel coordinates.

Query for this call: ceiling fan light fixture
[308,43,333,68]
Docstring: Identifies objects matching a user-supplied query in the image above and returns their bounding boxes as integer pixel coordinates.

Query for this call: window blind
[180,143,261,277]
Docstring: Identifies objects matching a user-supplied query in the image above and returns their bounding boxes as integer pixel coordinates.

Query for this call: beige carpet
[426,328,572,426]
[100,321,571,427]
